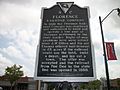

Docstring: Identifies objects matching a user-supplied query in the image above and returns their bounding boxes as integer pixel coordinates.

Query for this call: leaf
[4,64,24,86]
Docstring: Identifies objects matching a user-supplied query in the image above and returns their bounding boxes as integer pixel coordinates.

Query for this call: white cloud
[21,64,35,77]
[0,0,32,5]
[0,2,40,38]
[96,63,106,79]
[1,46,23,59]
[0,52,34,76]
[0,53,13,75]
[0,0,120,79]
[0,1,39,77]
[0,45,36,76]
[108,61,120,79]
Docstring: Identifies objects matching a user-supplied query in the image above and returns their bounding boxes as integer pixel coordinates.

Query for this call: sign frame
[34,2,96,82]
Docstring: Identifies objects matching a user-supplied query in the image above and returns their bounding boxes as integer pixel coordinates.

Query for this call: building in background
[0,76,38,90]
[1,76,120,90]
[101,78,120,90]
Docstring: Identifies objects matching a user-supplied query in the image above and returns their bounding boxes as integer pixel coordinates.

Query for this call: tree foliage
[117,79,120,87]
[88,80,101,90]
[4,64,24,90]
[80,80,101,90]
[47,83,55,90]
[80,83,88,89]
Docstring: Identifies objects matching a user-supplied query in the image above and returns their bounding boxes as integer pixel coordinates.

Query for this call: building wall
[0,77,38,90]
[28,77,37,90]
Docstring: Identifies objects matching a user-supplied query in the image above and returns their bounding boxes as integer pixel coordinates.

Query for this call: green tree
[88,80,101,90]
[117,79,120,90]
[47,83,55,90]
[4,64,24,90]
[100,77,106,90]
[80,83,88,90]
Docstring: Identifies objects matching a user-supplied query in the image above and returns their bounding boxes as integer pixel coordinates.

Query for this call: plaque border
[34,3,96,82]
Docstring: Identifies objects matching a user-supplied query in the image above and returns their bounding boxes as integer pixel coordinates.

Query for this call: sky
[0,0,120,79]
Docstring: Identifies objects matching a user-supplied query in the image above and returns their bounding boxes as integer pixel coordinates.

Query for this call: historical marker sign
[34,2,96,82]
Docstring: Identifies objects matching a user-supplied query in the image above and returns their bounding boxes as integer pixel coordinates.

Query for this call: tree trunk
[14,82,17,90]
[10,83,15,90]
[10,84,13,90]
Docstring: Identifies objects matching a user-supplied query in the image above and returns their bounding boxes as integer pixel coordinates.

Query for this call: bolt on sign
[34,2,96,82]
